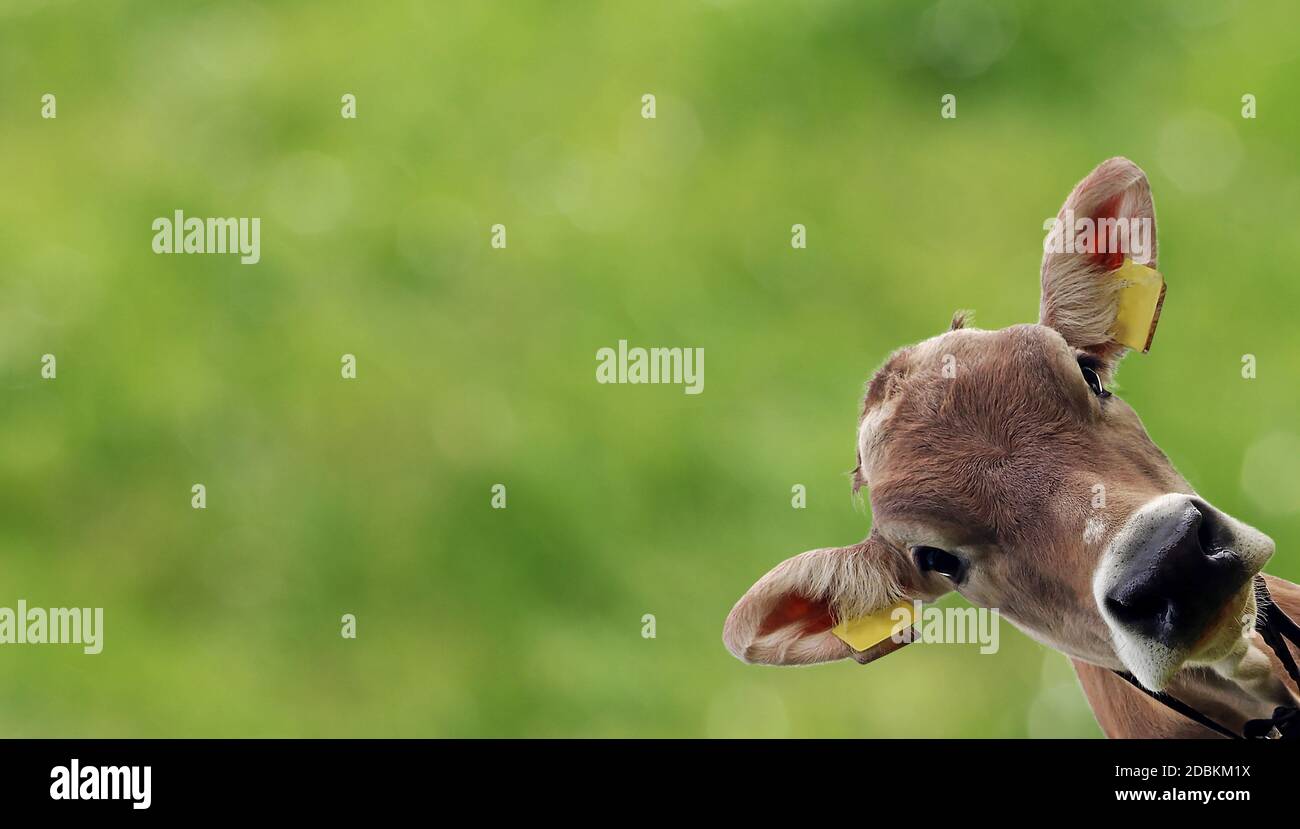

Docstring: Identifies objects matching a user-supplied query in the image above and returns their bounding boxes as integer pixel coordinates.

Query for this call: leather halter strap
[1111,576,1300,739]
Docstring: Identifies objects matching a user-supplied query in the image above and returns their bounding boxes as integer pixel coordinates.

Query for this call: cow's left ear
[1039,157,1162,382]
[722,533,937,666]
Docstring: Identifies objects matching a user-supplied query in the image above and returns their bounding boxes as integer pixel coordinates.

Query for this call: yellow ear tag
[830,599,917,652]
[1110,258,1166,353]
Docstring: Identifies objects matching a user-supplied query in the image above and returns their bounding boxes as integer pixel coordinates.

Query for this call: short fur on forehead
[864,310,970,419]
[862,325,1092,543]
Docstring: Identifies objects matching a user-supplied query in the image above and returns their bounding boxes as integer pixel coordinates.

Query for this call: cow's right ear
[1039,157,1160,380]
[722,534,931,666]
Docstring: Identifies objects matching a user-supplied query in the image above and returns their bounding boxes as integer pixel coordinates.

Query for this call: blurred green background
[1,0,1298,737]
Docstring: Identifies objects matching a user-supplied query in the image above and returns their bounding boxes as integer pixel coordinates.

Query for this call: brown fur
[858,324,1191,647]
[723,157,1297,738]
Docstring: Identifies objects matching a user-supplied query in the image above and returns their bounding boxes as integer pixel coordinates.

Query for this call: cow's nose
[1103,499,1246,649]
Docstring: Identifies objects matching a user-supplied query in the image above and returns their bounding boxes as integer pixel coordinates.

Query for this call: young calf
[723,158,1299,738]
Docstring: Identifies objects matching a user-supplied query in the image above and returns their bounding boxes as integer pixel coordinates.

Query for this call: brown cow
[723,158,1299,738]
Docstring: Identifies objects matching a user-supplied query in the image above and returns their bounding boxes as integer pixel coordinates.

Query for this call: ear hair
[781,539,906,623]
[722,535,911,665]
[1039,157,1156,371]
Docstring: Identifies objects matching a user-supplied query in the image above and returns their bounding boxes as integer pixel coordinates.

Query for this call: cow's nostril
[1105,593,1166,627]
[1195,507,1214,551]
[1105,591,1179,642]
[1193,501,1236,558]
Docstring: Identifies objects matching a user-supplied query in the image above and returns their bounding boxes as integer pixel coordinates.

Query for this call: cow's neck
[1158,660,1290,733]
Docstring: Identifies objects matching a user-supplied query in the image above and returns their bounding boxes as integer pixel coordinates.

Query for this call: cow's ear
[722,534,933,666]
[1039,157,1160,381]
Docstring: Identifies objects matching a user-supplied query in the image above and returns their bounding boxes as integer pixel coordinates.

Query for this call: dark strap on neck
[1253,576,1300,693]
[1260,596,1300,689]
[1112,670,1242,739]
[1110,576,1300,739]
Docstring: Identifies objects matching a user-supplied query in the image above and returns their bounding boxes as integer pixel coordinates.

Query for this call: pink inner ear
[1090,194,1126,272]
[757,595,834,637]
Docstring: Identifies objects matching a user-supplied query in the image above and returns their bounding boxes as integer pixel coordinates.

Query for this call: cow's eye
[912,546,965,581]
[1078,357,1109,398]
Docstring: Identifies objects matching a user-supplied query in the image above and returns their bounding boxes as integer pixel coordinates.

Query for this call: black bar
[1,739,1291,815]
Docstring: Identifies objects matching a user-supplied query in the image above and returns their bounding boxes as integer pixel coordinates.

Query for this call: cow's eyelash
[1076,354,1110,398]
